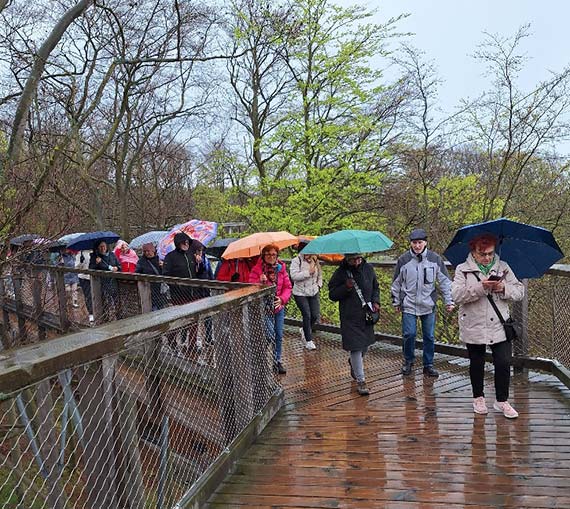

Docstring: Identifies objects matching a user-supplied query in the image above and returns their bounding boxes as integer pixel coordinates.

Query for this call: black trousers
[466,341,512,402]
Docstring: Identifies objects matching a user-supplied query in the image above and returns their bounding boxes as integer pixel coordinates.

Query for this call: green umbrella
[299,229,393,255]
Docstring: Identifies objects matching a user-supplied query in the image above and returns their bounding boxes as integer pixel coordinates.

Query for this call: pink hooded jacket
[249,257,292,313]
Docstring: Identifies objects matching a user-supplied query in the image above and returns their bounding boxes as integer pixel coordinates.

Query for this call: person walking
[391,228,454,377]
[451,233,524,418]
[290,247,322,350]
[329,253,379,396]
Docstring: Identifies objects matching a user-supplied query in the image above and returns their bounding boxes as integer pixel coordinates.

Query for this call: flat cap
[409,228,428,241]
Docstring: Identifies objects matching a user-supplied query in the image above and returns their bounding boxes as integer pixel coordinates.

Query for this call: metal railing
[0,269,282,509]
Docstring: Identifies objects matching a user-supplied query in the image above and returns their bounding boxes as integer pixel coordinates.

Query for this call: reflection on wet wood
[207,329,570,508]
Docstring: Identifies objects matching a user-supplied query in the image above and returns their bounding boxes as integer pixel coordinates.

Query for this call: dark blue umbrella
[10,233,41,246]
[66,231,120,252]
[206,238,237,259]
[444,218,564,279]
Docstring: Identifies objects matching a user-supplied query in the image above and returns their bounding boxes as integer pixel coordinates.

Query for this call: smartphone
[487,274,503,281]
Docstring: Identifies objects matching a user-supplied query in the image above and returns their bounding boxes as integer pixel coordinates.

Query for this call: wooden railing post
[12,271,27,342]
[513,279,529,373]
[54,271,69,331]
[90,274,103,324]
[32,267,46,341]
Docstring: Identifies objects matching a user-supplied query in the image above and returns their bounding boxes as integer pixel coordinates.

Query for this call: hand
[481,279,498,291]
[260,274,268,283]
[159,260,163,267]
[95,257,102,264]
[490,281,505,293]
[395,306,401,313]
[446,304,455,312]
[372,302,380,312]
[274,297,281,308]
[345,278,355,289]
[111,266,118,272]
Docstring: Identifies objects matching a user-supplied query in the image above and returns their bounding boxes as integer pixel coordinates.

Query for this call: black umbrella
[206,238,237,259]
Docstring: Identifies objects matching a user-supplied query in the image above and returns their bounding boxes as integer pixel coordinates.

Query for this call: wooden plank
[206,327,570,508]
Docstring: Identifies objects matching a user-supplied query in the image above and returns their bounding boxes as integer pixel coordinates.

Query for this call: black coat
[135,255,163,307]
[162,248,207,304]
[88,251,121,297]
[328,259,380,351]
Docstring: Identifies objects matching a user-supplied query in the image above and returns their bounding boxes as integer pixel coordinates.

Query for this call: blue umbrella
[444,218,564,279]
[299,230,393,255]
[66,231,120,252]
[129,230,168,249]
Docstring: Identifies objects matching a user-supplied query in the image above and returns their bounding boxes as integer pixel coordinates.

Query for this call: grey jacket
[391,248,453,315]
[290,254,322,297]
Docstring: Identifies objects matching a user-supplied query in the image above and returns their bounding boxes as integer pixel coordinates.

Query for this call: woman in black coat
[88,240,121,317]
[135,242,164,310]
[329,254,380,396]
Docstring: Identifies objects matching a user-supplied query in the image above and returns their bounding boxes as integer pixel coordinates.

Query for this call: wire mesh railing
[0,283,279,509]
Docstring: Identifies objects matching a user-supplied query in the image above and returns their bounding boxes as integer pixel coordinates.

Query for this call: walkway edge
[174,386,285,509]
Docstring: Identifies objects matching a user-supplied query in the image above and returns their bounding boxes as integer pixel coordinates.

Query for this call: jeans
[402,311,436,367]
[264,308,285,362]
[466,341,512,402]
[293,294,320,342]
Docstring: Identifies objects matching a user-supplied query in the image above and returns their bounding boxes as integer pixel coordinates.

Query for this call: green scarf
[476,257,495,275]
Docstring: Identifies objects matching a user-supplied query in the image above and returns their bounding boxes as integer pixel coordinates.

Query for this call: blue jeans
[264,308,285,362]
[402,311,436,367]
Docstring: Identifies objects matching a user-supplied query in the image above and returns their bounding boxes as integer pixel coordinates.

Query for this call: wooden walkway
[207,328,570,508]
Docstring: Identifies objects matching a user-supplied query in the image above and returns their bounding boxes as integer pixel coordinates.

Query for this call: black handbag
[474,273,521,342]
[347,270,380,325]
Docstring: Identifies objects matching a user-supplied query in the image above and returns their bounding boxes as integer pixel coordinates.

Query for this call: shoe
[72,302,79,308]
[348,358,356,380]
[473,396,488,415]
[305,340,316,350]
[423,365,439,377]
[401,362,413,376]
[299,327,306,341]
[493,400,519,419]
[276,362,287,375]
[356,381,370,396]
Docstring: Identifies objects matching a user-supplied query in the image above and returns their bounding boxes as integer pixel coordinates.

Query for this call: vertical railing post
[91,274,103,324]
[54,270,69,332]
[513,279,529,374]
[32,267,46,341]
[12,271,26,343]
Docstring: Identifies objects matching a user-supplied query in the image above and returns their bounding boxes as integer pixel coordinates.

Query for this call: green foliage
[192,185,234,224]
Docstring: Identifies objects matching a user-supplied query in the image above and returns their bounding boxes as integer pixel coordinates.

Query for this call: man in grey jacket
[391,228,454,377]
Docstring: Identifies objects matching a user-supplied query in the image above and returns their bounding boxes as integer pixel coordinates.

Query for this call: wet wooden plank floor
[207,328,570,508]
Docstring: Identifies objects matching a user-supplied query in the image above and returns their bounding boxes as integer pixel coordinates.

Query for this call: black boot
[401,362,413,376]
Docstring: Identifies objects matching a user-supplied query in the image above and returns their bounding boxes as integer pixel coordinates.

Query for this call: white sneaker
[305,340,316,350]
[299,327,306,341]
[88,314,94,323]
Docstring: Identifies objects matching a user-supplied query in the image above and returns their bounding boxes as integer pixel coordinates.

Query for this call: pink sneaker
[493,400,519,419]
[473,396,488,415]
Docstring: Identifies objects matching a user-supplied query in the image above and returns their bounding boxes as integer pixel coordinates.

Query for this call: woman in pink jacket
[249,244,292,374]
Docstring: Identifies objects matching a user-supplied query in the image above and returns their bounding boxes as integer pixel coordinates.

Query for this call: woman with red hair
[451,234,524,419]
[249,244,292,374]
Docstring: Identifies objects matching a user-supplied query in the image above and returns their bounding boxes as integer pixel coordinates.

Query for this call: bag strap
[472,272,506,324]
[147,258,160,276]
[347,270,367,308]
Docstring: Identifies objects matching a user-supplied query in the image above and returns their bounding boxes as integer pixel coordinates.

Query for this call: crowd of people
[8,226,524,419]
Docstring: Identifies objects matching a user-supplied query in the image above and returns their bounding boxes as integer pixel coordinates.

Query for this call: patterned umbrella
[129,230,169,249]
[157,220,218,260]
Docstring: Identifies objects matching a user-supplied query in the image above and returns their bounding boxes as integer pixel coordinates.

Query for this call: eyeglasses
[476,250,494,258]
[346,256,362,262]
[264,253,278,258]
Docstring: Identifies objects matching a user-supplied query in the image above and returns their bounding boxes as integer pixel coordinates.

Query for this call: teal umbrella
[299,229,393,255]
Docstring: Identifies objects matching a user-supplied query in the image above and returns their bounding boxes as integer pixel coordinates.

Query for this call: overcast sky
[348,0,569,112]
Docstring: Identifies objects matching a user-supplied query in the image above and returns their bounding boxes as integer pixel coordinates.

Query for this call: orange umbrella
[222,231,299,260]
[296,235,344,264]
